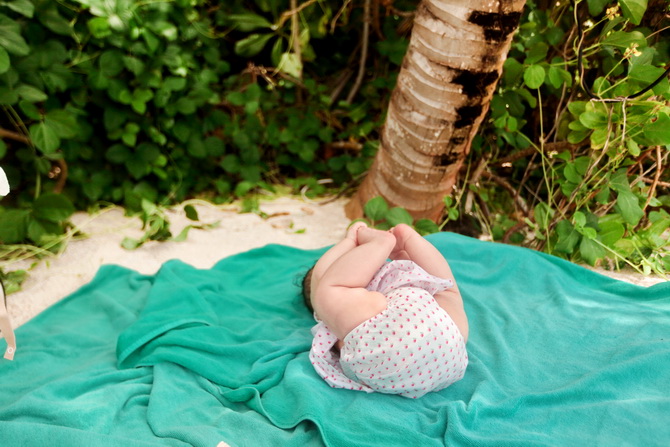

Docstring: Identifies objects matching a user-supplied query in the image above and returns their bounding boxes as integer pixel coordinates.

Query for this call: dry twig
[346,0,371,103]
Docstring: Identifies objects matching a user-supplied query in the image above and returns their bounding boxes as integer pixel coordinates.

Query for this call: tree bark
[346,0,526,221]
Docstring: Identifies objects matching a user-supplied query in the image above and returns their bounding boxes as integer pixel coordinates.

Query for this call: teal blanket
[1,233,668,446]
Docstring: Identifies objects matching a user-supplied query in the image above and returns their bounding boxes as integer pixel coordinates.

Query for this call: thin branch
[329,68,354,104]
[326,141,363,151]
[641,177,670,188]
[644,146,663,210]
[464,156,489,214]
[289,0,302,77]
[0,127,30,144]
[482,170,530,216]
[276,0,317,29]
[331,0,353,34]
[346,0,371,103]
[495,142,579,167]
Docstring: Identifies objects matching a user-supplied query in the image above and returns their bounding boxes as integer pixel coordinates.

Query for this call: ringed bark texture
[347,0,526,221]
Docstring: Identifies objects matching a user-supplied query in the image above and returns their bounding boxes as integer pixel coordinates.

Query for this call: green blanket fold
[1,233,668,446]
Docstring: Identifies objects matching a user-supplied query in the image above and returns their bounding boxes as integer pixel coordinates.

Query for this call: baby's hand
[346,221,368,244]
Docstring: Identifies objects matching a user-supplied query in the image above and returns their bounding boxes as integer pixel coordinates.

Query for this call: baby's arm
[312,227,395,340]
[390,224,469,342]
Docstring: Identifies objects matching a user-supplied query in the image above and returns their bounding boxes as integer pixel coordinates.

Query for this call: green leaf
[123,55,145,75]
[6,0,34,17]
[386,207,414,226]
[0,15,30,56]
[271,37,284,67]
[503,58,524,84]
[580,237,605,266]
[170,225,192,242]
[19,100,40,120]
[16,84,48,102]
[278,52,302,79]
[619,0,648,25]
[39,6,71,36]
[227,13,273,31]
[555,219,580,254]
[184,204,199,221]
[580,226,597,240]
[586,0,609,15]
[99,50,124,77]
[579,111,609,129]
[234,33,274,57]
[568,129,590,144]
[626,139,640,157]
[642,113,670,145]
[126,156,149,179]
[163,77,187,92]
[609,169,631,193]
[524,42,549,65]
[27,217,61,244]
[45,110,79,138]
[628,64,666,85]
[0,47,9,74]
[29,122,60,153]
[563,162,582,183]
[131,88,154,114]
[615,190,644,226]
[598,220,625,248]
[414,219,439,236]
[87,17,111,39]
[533,202,553,230]
[595,186,611,204]
[601,31,647,50]
[547,66,572,89]
[0,209,29,243]
[121,237,141,250]
[364,196,389,222]
[523,65,545,89]
[32,193,75,223]
[590,127,609,149]
[106,144,131,163]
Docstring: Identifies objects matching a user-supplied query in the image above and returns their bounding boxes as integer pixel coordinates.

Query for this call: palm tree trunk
[346,0,526,221]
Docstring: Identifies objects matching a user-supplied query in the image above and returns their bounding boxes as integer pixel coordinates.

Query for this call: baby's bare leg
[312,227,395,339]
[310,222,367,290]
[320,227,395,289]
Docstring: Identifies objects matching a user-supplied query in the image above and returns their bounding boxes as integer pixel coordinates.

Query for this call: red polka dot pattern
[309,260,468,399]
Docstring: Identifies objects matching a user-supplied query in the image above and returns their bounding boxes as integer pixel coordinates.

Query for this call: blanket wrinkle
[0,234,668,447]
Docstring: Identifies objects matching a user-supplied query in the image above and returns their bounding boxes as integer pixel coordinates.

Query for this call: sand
[2,196,665,330]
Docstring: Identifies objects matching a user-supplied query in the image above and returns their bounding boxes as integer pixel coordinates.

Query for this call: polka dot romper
[309,260,468,399]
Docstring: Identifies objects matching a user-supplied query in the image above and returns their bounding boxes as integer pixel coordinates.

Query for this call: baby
[302,223,468,398]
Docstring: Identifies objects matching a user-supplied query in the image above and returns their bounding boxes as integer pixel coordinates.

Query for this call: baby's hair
[302,266,315,313]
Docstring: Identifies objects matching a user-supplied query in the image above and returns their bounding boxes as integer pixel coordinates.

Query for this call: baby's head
[301,266,315,313]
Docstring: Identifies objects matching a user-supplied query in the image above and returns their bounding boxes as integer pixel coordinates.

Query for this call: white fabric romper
[309,260,468,399]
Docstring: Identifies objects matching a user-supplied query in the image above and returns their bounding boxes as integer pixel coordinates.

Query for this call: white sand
[3,196,665,329]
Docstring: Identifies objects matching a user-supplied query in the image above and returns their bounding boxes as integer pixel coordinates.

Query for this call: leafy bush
[0,0,668,279]
[0,0,399,247]
[459,0,670,274]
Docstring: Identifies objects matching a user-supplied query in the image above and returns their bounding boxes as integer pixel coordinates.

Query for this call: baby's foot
[346,221,368,242]
[390,224,419,257]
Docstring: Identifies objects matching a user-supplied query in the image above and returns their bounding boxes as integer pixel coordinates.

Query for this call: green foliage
[120,201,218,250]
[362,196,439,236]
[0,192,74,245]
[468,0,670,274]
[0,0,402,267]
[0,0,667,283]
